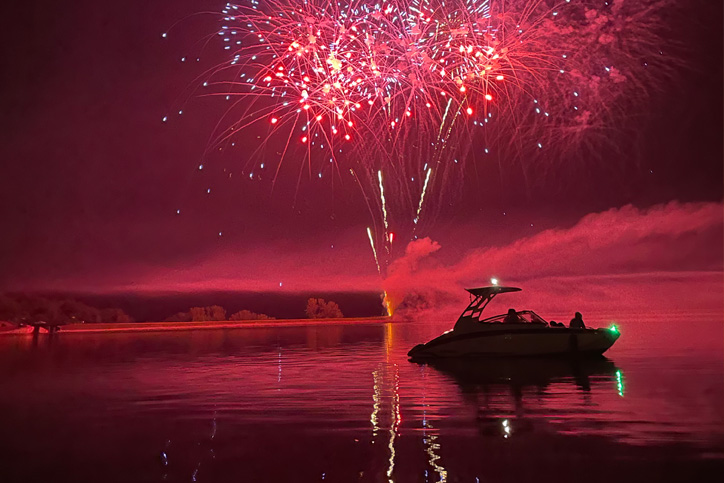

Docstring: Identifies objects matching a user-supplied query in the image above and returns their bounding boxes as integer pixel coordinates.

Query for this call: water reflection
[0,321,721,482]
[420,356,619,390]
[159,410,218,482]
[616,369,625,397]
[417,357,621,440]
[371,321,402,482]
[420,365,448,482]
[422,420,447,482]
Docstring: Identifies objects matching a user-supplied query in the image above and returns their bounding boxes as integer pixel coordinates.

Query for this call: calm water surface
[0,316,722,482]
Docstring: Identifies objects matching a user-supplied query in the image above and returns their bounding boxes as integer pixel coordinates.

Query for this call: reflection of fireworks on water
[165,0,678,272]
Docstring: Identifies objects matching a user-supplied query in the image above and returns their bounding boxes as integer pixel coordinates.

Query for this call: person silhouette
[504,308,519,324]
[570,312,586,329]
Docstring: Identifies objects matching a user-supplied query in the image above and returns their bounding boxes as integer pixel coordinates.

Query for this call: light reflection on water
[0,318,722,482]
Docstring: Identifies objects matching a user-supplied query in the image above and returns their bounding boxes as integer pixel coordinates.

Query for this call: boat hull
[408,328,619,359]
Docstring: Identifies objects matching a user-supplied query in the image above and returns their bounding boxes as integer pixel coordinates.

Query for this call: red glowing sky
[0,0,721,317]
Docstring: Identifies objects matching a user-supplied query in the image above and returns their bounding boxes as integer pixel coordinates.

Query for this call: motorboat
[408,286,620,359]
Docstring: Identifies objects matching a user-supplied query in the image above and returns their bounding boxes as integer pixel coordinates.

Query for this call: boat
[408,286,620,359]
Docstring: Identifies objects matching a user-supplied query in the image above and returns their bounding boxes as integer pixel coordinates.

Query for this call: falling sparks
[180,0,676,173]
[414,168,433,225]
[378,170,389,234]
[367,226,381,275]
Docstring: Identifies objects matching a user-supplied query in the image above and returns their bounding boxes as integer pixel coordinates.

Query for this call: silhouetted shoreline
[0,316,392,336]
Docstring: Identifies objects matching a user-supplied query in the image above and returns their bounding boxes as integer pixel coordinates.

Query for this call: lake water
[0,315,722,482]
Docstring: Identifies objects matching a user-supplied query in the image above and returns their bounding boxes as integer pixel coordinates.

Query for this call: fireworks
[166,0,678,272]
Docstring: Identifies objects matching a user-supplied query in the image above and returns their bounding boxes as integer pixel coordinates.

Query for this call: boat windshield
[480,310,548,325]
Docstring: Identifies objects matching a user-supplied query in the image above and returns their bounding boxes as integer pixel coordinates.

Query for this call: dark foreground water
[0,315,722,482]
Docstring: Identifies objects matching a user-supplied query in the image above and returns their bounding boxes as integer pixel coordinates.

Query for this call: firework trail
[367,226,382,275]
[378,170,389,241]
[166,0,680,273]
[414,167,432,226]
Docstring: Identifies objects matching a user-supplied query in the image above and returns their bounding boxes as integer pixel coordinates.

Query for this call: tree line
[165,298,343,321]
[0,294,133,325]
[0,294,344,324]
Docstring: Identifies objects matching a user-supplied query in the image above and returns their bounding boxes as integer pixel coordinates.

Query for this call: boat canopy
[466,286,521,298]
[454,286,522,331]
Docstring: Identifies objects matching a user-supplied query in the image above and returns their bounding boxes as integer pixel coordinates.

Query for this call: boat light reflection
[421,366,447,482]
[387,365,400,482]
[371,362,401,482]
[502,419,511,438]
[371,369,381,436]
[615,369,625,397]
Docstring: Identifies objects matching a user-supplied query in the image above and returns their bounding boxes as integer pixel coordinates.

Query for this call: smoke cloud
[386,202,723,321]
[9,201,721,326]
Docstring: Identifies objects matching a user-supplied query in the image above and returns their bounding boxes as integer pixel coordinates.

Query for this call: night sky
[1,0,722,313]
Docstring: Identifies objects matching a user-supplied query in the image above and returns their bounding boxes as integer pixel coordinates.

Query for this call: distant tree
[229,310,275,321]
[25,296,61,324]
[189,307,206,321]
[0,294,131,325]
[209,305,226,321]
[58,299,102,324]
[305,298,343,319]
[0,294,22,322]
[164,311,192,322]
[100,308,134,324]
[189,305,227,321]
